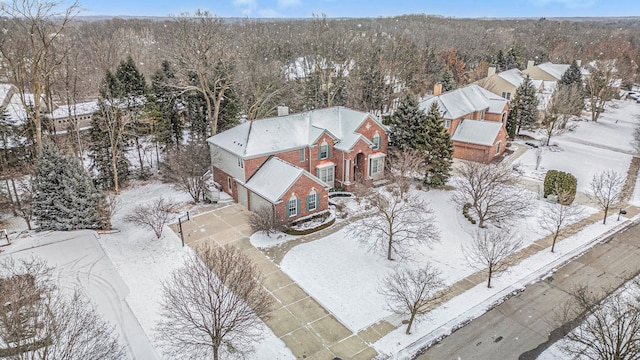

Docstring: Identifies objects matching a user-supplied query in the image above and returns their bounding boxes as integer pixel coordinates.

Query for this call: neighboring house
[48,100,99,133]
[208,106,389,221]
[522,60,572,82]
[476,67,557,119]
[420,84,509,163]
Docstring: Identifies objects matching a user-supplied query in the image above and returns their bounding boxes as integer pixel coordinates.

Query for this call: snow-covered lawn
[514,99,640,193]
[280,187,597,333]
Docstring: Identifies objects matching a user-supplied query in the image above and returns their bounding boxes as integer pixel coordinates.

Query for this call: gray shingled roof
[451,119,503,146]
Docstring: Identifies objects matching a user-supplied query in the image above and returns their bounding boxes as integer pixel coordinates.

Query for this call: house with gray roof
[207,106,388,221]
[420,84,509,163]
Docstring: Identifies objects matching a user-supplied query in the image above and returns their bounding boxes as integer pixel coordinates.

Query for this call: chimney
[527,60,535,70]
[277,105,289,117]
[576,59,582,67]
[487,66,496,77]
[433,83,443,96]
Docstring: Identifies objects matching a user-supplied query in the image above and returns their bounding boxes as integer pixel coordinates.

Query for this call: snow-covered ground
[280,187,597,333]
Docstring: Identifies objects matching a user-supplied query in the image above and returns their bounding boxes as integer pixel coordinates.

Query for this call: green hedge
[543,170,577,205]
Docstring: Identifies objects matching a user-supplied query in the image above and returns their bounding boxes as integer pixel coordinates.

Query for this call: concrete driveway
[174,204,378,360]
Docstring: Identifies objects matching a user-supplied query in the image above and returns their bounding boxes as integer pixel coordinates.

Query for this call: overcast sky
[75,0,638,18]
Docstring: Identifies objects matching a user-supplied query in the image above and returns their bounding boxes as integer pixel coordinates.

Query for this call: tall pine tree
[441,70,457,92]
[511,76,539,134]
[150,60,183,149]
[32,141,107,231]
[423,103,453,187]
[387,93,429,151]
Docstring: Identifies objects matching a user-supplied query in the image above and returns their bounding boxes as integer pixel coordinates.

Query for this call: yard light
[617,209,627,221]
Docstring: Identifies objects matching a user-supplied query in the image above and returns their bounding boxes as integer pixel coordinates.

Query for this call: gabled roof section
[244,157,328,203]
[536,62,570,81]
[420,84,508,120]
[208,106,384,158]
[498,68,527,87]
[451,119,504,147]
[49,100,99,119]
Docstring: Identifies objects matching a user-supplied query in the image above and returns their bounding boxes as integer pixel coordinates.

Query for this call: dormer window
[318,140,330,160]
[372,132,381,150]
[237,157,244,169]
[444,119,451,129]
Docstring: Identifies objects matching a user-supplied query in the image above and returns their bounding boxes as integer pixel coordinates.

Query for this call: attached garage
[236,183,249,208]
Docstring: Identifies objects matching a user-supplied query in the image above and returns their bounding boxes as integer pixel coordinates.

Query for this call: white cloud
[277,0,301,8]
[527,0,597,9]
[259,8,282,17]
[232,0,258,15]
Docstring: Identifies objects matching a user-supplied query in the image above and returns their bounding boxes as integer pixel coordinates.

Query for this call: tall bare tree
[541,84,580,146]
[156,244,273,360]
[585,60,617,123]
[170,10,233,135]
[589,170,624,224]
[379,265,447,335]
[0,0,80,151]
[0,257,125,360]
[558,282,640,360]
[451,161,532,228]
[162,141,211,203]
[349,185,440,261]
[463,227,522,288]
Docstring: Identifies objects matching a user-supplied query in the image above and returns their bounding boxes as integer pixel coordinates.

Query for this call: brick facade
[452,126,508,163]
[273,174,330,221]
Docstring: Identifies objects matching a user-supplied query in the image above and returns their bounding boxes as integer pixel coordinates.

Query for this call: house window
[318,140,330,160]
[444,119,451,129]
[501,92,511,100]
[287,197,298,217]
[299,148,305,162]
[237,157,244,169]
[495,141,502,155]
[317,166,335,188]
[372,132,381,150]
[307,190,318,212]
[227,177,233,192]
[368,156,385,178]
[479,109,486,119]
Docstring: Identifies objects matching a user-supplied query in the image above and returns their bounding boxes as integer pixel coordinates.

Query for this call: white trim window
[287,197,298,217]
[368,155,385,179]
[319,140,330,160]
[495,140,502,155]
[501,92,511,100]
[372,132,381,150]
[317,165,335,188]
[237,157,244,169]
[444,119,451,129]
[307,190,318,212]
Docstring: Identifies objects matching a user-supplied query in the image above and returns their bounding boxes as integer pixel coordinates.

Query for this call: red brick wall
[308,134,338,178]
[213,166,238,201]
[355,117,388,154]
[273,174,329,221]
[452,126,507,163]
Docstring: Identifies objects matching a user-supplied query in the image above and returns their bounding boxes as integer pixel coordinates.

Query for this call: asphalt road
[417,220,640,360]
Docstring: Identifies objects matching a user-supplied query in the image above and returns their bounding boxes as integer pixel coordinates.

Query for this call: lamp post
[617,209,627,221]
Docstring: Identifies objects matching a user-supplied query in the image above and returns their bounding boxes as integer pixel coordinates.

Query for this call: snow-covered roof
[0,84,16,107]
[451,119,503,146]
[244,157,328,203]
[49,100,99,119]
[498,69,527,87]
[4,93,38,126]
[419,84,508,120]
[536,62,570,81]
[208,107,385,158]
[537,81,557,110]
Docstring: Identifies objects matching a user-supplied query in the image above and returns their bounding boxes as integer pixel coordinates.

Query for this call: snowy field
[279,188,597,333]
[513,99,640,193]
[1,181,294,360]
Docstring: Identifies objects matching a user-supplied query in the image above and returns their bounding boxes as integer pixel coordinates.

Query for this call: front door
[354,152,366,183]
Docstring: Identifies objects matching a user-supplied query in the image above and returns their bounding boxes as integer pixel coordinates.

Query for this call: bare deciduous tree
[589,170,624,224]
[0,257,125,360]
[558,282,640,360]
[379,264,447,335]
[247,206,286,237]
[585,60,617,123]
[162,141,211,203]
[538,197,583,252]
[541,84,580,146]
[126,197,177,238]
[0,0,80,151]
[451,161,533,228]
[156,244,273,360]
[463,227,522,288]
[349,186,439,261]
[387,149,427,193]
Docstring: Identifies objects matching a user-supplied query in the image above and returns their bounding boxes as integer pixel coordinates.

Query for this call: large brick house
[207,107,388,221]
[420,84,510,163]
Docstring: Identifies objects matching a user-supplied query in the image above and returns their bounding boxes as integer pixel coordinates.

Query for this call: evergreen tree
[217,83,241,133]
[511,76,539,134]
[495,50,506,72]
[505,46,523,70]
[387,93,429,151]
[423,103,453,187]
[506,107,518,139]
[559,60,583,87]
[150,60,183,149]
[441,70,457,92]
[32,141,107,231]
[114,56,146,97]
[558,61,585,113]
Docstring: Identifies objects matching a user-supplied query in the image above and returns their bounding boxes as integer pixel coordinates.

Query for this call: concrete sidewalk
[170,204,378,360]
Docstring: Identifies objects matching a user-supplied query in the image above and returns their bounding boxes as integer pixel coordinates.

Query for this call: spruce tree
[441,70,457,92]
[423,103,453,187]
[32,141,107,231]
[559,60,583,87]
[511,76,539,134]
[150,60,183,149]
[506,107,518,139]
[387,93,429,151]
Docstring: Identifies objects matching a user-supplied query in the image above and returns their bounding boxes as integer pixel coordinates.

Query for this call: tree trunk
[603,207,608,224]
[551,233,559,252]
[487,267,492,288]
[111,144,120,195]
[135,137,144,174]
[387,237,393,261]
[405,311,416,335]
